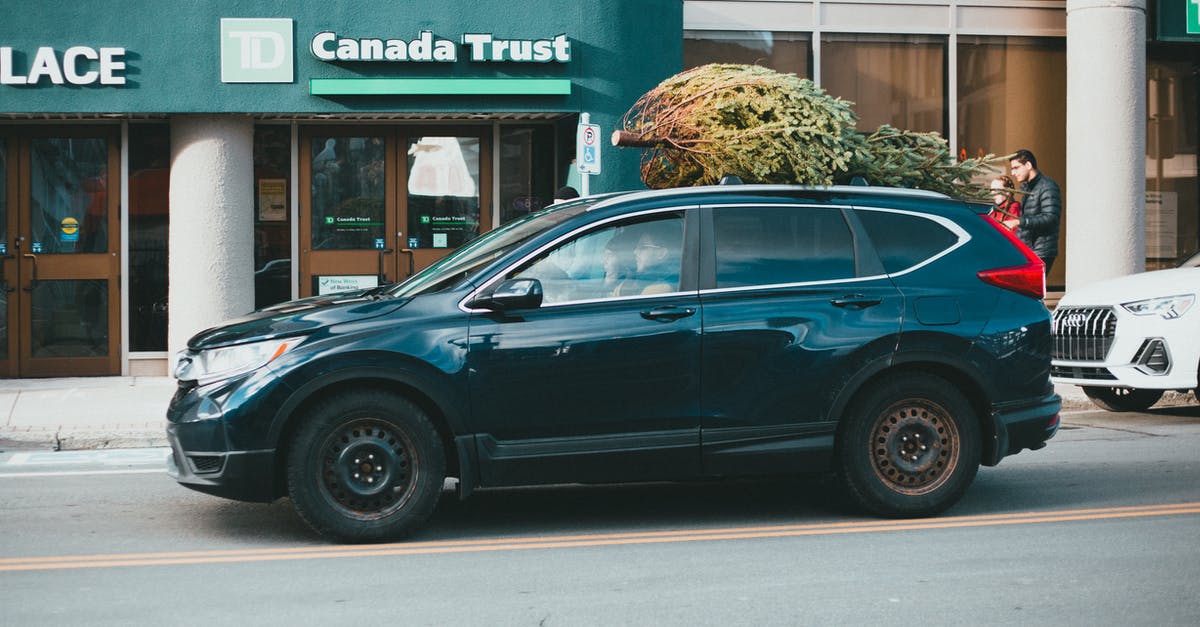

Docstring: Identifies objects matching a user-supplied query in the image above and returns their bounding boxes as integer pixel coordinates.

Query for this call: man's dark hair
[554,186,580,201]
[1012,149,1038,171]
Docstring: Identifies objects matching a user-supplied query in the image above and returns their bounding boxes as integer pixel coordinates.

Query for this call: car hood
[1058,267,1200,307]
[187,290,409,350]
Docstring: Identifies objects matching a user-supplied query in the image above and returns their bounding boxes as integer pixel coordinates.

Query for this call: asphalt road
[1,407,1198,625]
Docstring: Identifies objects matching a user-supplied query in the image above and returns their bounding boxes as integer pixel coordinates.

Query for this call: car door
[466,208,702,486]
[698,203,903,475]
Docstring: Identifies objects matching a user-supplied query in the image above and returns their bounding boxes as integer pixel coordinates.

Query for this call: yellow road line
[3,502,1197,572]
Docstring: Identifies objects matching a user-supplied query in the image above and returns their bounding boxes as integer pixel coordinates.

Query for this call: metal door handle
[830,294,882,309]
[377,248,394,283]
[399,248,415,276]
[21,253,37,292]
[640,306,696,322]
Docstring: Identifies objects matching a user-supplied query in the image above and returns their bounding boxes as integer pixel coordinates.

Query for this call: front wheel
[287,390,446,543]
[837,373,981,518]
[1081,386,1163,412]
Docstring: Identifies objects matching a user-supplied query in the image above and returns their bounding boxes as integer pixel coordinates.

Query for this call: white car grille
[1052,307,1117,361]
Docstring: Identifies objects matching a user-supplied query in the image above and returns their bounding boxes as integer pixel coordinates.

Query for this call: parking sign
[576,122,601,175]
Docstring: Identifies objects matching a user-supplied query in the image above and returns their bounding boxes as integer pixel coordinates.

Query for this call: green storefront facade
[0,1,682,377]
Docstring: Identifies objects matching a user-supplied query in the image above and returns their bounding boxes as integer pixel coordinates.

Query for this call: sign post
[576,112,601,195]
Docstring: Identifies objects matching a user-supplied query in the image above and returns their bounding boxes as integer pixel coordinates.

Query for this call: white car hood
[1058,267,1200,307]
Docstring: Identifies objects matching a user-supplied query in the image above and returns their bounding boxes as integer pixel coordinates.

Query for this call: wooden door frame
[298,126,398,298]
[0,136,17,377]
[13,126,121,377]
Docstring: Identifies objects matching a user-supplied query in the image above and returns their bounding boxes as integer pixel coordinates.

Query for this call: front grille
[188,455,224,474]
[1052,307,1117,361]
[1051,365,1117,380]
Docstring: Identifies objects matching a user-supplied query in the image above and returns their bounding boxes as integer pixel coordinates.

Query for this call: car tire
[837,373,981,518]
[1081,386,1163,412]
[286,390,446,543]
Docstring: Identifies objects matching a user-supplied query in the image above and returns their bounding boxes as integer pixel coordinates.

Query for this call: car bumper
[1052,307,1200,390]
[987,391,1060,465]
[166,424,278,502]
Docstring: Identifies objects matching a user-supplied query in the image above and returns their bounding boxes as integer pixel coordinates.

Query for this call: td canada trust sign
[310,31,571,64]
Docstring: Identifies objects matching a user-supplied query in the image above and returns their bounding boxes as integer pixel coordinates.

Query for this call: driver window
[514,212,684,304]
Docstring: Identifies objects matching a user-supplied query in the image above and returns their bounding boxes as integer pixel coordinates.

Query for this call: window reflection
[822,34,945,135]
[684,30,810,77]
[128,124,170,352]
[31,280,108,358]
[406,136,481,249]
[29,138,108,254]
[311,136,386,250]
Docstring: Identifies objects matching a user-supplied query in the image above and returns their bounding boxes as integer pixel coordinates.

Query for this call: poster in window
[258,178,287,222]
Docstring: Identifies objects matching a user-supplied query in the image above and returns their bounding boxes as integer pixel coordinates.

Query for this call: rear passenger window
[855,209,958,274]
[713,206,855,288]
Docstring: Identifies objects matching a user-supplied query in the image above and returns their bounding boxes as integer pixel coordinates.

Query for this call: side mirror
[468,278,543,311]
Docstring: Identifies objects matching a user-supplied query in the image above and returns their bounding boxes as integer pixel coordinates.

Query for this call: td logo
[221,18,294,83]
[1189,0,1200,35]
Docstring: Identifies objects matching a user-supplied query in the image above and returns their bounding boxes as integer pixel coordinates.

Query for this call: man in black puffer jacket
[1009,149,1062,275]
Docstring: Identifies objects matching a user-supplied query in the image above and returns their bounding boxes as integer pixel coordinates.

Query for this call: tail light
[976,214,1045,299]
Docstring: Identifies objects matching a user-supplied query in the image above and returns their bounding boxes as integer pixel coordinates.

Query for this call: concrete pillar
[168,116,255,362]
[1065,0,1146,289]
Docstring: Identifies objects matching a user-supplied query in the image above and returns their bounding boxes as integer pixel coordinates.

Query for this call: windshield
[386,199,597,298]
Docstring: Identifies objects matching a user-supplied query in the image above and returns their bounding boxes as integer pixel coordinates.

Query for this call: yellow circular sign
[61,217,79,235]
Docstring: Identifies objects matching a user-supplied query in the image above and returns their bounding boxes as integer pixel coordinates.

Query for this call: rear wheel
[287,390,445,543]
[1081,386,1163,412]
[837,373,981,518]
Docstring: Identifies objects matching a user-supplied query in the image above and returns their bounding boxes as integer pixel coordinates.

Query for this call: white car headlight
[175,337,305,385]
[1121,294,1195,320]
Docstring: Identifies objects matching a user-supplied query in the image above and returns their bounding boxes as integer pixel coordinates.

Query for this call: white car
[1051,264,1200,411]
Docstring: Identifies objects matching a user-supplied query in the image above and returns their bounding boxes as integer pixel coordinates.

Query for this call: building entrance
[0,127,121,377]
[299,126,492,297]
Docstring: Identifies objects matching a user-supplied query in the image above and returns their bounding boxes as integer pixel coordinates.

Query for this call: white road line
[0,469,166,479]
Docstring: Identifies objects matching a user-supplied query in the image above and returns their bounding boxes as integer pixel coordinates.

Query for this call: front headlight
[1121,294,1195,320]
[175,337,305,385]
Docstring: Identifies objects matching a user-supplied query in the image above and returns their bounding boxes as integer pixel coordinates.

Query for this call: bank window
[684,30,811,78]
[821,33,946,135]
[128,124,170,352]
[499,126,555,225]
[714,206,854,288]
[406,136,481,249]
[310,135,386,251]
[254,125,292,309]
[514,213,685,304]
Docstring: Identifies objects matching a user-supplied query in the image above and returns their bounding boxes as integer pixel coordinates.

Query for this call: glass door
[0,127,121,377]
[299,126,490,298]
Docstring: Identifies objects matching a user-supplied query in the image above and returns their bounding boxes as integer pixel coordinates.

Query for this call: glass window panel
[499,126,555,225]
[714,206,855,287]
[31,279,108,358]
[822,34,945,134]
[407,136,481,249]
[128,124,170,352]
[29,138,109,254]
[855,209,958,275]
[310,136,386,250]
[1146,45,1199,269]
[514,213,684,303]
[957,36,1066,283]
[255,125,292,309]
[684,30,810,77]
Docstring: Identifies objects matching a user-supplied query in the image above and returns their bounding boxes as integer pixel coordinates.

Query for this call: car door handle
[830,294,882,309]
[640,306,697,322]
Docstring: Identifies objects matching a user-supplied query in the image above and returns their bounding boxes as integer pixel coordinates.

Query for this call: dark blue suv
[168,184,1060,543]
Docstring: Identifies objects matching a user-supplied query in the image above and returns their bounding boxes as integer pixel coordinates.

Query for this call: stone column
[168,116,255,363]
[1065,0,1146,289]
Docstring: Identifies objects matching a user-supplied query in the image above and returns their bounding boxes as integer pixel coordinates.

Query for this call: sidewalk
[0,376,1195,451]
